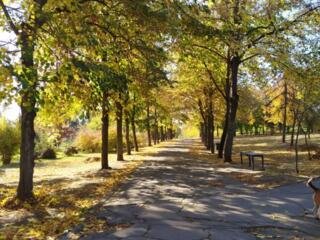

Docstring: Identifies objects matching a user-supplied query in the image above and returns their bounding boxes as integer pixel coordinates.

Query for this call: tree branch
[202,61,226,100]
[0,0,19,35]
[192,43,227,61]
[246,5,320,50]
[241,53,260,63]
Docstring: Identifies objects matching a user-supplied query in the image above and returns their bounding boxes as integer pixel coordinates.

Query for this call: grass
[0,143,163,239]
[232,134,320,177]
[193,134,320,189]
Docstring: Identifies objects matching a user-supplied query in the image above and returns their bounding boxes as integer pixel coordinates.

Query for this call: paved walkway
[82,139,320,240]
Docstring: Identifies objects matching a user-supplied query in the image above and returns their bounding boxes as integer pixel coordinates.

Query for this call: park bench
[240,151,265,170]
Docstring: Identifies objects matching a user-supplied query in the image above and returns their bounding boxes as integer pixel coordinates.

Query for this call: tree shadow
[80,139,320,239]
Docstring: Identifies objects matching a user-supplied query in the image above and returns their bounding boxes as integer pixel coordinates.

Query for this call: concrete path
[82,139,320,240]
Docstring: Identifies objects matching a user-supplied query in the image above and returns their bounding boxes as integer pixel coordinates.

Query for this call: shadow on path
[78,139,320,240]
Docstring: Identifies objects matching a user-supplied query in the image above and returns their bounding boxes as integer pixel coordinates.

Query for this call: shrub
[0,118,20,165]
[35,128,57,155]
[74,126,120,153]
[64,146,78,156]
[40,148,57,159]
[75,128,101,152]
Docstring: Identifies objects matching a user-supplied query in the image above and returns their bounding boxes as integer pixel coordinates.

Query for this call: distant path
[82,139,320,240]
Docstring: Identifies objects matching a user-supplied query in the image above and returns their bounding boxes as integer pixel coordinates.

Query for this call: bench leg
[261,156,265,170]
[248,156,251,167]
[240,153,243,165]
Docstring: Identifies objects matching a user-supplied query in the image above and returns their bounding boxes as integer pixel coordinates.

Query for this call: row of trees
[171,1,320,167]
[0,0,319,200]
[0,0,180,200]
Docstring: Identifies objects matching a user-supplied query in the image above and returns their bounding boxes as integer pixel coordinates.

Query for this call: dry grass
[232,134,320,177]
[192,134,320,189]
[0,144,163,239]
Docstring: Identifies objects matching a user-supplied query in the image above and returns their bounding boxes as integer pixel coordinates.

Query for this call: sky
[0,6,20,121]
[0,102,20,121]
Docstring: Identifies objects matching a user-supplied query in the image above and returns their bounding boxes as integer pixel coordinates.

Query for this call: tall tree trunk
[206,114,211,150]
[282,82,288,143]
[295,124,301,174]
[17,31,37,201]
[164,126,168,140]
[224,56,241,162]
[116,100,124,161]
[101,92,110,169]
[146,103,152,146]
[304,129,312,161]
[1,0,49,201]
[131,95,139,152]
[17,104,36,200]
[307,124,311,139]
[160,125,164,141]
[290,112,297,146]
[204,119,208,147]
[154,107,159,144]
[218,56,231,159]
[200,122,205,143]
[125,113,131,155]
[208,93,214,153]
[131,114,139,152]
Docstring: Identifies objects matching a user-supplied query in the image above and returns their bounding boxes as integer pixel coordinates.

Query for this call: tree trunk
[208,95,214,154]
[146,103,152,146]
[154,107,159,144]
[200,122,205,143]
[290,112,297,146]
[218,57,231,158]
[219,109,229,158]
[131,114,139,152]
[116,100,124,161]
[17,30,37,201]
[302,127,312,160]
[168,127,173,139]
[211,112,215,154]
[17,104,36,200]
[206,114,211,150]
[204,118,208,147]
[125,114,131,155]
[160,125,164,141]
[164,126,168,140]
[282,83,288,143]
[295,124,301,174]
[224,56,241,162]
[101,92,110,169]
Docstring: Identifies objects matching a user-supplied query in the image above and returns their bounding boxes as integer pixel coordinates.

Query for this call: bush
[0,118,20,165]
[64,146,78,156]
[35,128,57,155]
[40,148,56,159]
[75,128,101,152]
[74,126,119,153]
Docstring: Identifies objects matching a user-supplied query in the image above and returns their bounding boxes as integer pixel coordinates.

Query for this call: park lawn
[0,144,163,239]
[196,134,320,189]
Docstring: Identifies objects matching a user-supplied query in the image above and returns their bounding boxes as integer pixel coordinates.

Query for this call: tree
[174,0,319,162]
[0,0,51,200]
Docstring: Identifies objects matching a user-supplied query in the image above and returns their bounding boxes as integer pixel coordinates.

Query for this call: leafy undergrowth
[0,161,142,239]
